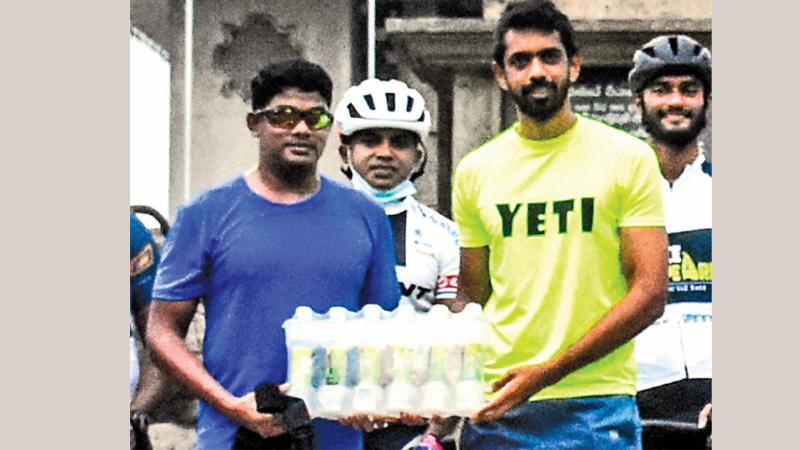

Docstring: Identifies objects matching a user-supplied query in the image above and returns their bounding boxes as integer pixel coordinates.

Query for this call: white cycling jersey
[636,154,712,391]
[384,196,460,312]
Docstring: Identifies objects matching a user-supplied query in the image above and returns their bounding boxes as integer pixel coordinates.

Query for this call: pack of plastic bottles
[282,303,489,420]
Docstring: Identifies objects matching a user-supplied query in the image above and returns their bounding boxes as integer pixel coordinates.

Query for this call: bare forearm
[546,227,668,382]
[148,320,237,415]
[546,281,666,382]
[458,246,492,306]
[146,300,241,418]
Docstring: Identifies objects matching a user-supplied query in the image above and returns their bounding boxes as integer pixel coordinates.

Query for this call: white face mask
[350,170,417,208]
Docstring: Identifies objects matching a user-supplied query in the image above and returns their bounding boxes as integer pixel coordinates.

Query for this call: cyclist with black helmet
[333,79,461,450]
[629,34,712,448]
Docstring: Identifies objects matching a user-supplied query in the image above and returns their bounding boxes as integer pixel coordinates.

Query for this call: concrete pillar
[434,70,502,215]
[452,71,502,167]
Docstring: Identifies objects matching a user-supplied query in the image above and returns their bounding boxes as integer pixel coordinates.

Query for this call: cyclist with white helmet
[334,79,461,449]
[335,79,460,314]
[629,34,712,449]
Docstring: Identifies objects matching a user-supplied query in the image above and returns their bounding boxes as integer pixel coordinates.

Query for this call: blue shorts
[461,395,642,450]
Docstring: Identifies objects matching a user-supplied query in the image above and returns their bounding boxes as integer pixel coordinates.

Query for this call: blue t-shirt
[153,175,400,450]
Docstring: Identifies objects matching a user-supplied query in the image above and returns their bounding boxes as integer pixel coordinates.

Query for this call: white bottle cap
[362,304,383,321]
[294,306,314,320]
[462,302,483,319]
[428,303,450,321]
[328,306,349,321]
[394,303,416,320]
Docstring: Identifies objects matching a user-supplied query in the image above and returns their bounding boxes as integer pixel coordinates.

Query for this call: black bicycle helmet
[628,35,711,94]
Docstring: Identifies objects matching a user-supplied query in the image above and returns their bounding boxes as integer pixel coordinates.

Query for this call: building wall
[132,0,357,218]
[484,0,711,21]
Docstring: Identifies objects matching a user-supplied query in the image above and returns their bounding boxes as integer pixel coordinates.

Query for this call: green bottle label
[325,347,348,385]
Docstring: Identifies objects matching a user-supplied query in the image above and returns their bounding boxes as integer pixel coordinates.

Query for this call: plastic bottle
[385,303,420,416]
[351,304,386,414]
[283,306,317,414]
[420,304,453,416]
[454,302,488,416]
[316,306,352,419]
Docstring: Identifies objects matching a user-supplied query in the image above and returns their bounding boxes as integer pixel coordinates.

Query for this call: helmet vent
[363,94,376,110]
[693,44,702,56]
[406,97,415,112]
[386,92,396,111]
[416,111,426,122]
[347,104,362,118]
[642,47,656,58]
[668,36,679,55]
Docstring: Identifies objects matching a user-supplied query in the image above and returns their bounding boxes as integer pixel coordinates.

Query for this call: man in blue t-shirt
[147,59,401,450]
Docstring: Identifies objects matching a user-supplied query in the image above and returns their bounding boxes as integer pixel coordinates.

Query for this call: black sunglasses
[253,105,333,130]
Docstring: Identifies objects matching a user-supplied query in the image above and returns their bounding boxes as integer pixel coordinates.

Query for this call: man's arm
[130,304,170,413]
[146,299,287,438]
[472,227,668,422]
[440,246,492,313]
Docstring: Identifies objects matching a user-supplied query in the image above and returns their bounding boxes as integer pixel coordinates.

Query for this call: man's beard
[641,104,707,148]
[274,158,316,185]
[509,74,571,122]
[262,149,318,187]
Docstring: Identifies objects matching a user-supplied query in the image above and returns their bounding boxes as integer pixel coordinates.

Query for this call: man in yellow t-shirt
[451,1,668,449]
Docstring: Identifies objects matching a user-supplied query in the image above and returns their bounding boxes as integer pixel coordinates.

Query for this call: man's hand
[229,392,287,438]
[698,403,712,429]
[470,364,555,423]
[399,412,428,426]
[340,411,428,431]
[339,413,395,432]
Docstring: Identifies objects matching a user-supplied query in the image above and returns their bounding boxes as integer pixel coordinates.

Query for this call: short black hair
[250,59,333,110]
[493,0,579,67]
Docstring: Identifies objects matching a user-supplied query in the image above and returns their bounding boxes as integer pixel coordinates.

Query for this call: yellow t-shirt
[452,115,665,401]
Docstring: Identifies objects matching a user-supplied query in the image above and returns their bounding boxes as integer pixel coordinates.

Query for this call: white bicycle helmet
[334,79,432,137]
[628,35,711,94]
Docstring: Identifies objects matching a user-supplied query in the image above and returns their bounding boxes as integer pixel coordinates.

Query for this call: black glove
[130,410,153,450]
[232,383,314,450]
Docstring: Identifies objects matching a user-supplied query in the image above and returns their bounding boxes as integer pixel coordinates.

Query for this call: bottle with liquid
[454,302,488,416]
[385,303,420,416]
[283,306,318,415]
[351,304,386,414]
[420,304,454,416]
[315,306,352,419]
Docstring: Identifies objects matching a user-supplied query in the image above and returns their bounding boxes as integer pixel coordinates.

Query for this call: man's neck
[245,164,321,204]
[517,104,577,140]
[653,139,700,185]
